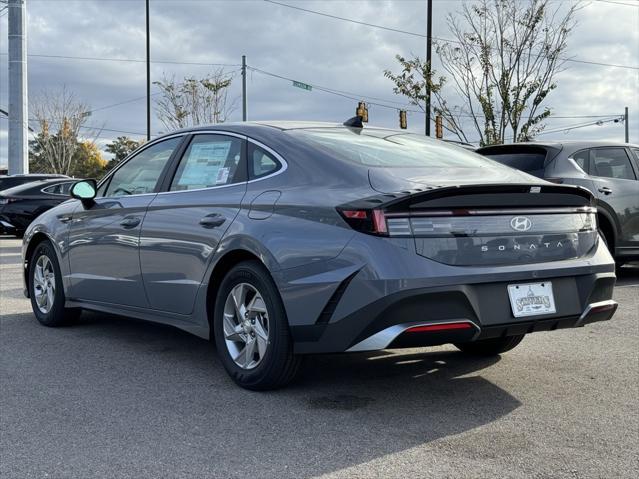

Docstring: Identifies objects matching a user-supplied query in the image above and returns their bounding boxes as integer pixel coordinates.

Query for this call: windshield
[289,129,493,168]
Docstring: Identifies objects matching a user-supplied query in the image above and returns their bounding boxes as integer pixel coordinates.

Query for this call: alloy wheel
[223,283,270,370]
[33,254,56,314]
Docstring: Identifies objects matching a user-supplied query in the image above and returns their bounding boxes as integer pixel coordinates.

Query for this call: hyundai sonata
[22,119,618,390]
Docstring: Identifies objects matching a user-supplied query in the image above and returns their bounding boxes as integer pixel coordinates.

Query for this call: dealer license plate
[507,282,556,318]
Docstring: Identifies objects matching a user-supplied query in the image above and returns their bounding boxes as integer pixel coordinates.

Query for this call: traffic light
[399,110,407,129]
[356,101,369,123]
[435,115,443,139]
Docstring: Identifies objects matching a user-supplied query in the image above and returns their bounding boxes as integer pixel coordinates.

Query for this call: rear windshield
[0,176,54,191]
[0,178,27,190]
[289,129,494,168]
[479,147,548,176]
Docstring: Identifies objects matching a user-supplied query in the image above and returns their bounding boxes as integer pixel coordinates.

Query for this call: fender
[22,201,80,298]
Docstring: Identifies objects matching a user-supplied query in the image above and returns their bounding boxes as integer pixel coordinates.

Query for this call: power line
[247,66,417,113]
[89,93,161,115]
[0,52,240,68]
[0,115,150,137]
[535,116,624,136]
[263,0,429,39]
[594,0,639,7]
[247,64,626,121]
[264,0,639,71]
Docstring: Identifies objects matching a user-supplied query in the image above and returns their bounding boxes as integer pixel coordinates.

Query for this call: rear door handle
[120,216,141,228]
[598,187,613,195]
[199,214,226,229]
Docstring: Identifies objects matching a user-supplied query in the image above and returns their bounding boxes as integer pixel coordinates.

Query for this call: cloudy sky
[0,0,638,167]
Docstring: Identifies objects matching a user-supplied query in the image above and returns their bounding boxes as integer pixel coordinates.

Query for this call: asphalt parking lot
[1,236,638,479]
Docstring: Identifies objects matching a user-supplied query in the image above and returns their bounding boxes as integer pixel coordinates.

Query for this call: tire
[454,334,525,356]
[28,240,81,327]
[213,260,301,390]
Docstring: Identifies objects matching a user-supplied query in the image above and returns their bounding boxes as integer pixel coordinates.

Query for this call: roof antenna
[343,116,364,128]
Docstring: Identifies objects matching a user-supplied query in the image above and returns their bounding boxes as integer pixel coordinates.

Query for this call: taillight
[337,208,388,235]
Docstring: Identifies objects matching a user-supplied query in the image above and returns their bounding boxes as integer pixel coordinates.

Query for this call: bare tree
[386,0,578,145]
[30,88,96,175]
[154,68,238,131]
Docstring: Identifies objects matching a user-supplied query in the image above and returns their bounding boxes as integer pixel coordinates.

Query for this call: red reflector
[590,304,615,314]
[406,323,473,333]
[342,210,368,219]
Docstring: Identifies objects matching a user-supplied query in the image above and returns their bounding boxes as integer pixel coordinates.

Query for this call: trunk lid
[341,181,598,266]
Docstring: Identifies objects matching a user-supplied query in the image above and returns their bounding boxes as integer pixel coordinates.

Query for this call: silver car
[22,121,618,390]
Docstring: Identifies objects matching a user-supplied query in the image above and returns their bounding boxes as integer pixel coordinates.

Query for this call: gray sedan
[22,121,618,389]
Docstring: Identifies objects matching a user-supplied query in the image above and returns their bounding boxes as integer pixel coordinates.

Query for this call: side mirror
[70,179,97,203]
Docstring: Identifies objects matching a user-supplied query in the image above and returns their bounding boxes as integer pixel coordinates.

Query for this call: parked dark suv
[477,141,639,264]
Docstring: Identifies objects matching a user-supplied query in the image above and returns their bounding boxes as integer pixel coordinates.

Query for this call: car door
[67,136,184,307]
[139,132,247,314]
[589,147,639,249]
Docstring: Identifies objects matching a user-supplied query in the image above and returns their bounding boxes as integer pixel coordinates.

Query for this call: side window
[591,148,636,180]
[571,149,589,173]
[631,148,639,170]
[42,181,74,195]
[170,135,243,191]
[248,143,281,179]
[59,182,73,195]
[104,137,181,197]
[42,184,61,195]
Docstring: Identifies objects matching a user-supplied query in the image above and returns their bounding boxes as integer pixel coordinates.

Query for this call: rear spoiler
[339,183,595,213]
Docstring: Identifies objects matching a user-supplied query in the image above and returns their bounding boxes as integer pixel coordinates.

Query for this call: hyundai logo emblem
[510,216,532,232]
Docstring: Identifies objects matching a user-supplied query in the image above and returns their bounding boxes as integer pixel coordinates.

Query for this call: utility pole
[242,55,247,121]
[145,0,151,140]
[8,0,28,174]
[425,0,432,137]
[624,106,629,143]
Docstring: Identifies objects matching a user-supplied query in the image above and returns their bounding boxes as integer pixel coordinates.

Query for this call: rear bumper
[291,272,617,354]
[345,299,617,352]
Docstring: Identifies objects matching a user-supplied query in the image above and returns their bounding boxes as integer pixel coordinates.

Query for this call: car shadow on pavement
[2,310,522,479]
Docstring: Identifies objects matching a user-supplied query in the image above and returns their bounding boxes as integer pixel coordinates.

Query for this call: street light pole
[8,0,29,174]
[146,0,151,141]
[624,107,629,143]
[425,0,432,137]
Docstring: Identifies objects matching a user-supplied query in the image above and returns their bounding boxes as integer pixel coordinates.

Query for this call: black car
[0,174,69,192]
[0,178,76,236]
[477,141,639,264]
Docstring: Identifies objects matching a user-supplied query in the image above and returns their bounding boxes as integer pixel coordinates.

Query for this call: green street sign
[292,80,312,92]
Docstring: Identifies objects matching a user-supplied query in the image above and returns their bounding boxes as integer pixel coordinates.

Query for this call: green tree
[30,137,107,179]
[70,141,108,179]
[385,0,578,145]
[105,136,143,171]
[30,88,93,174]
[154,68,237,130]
